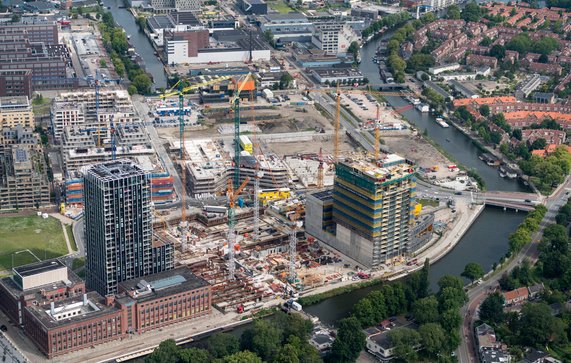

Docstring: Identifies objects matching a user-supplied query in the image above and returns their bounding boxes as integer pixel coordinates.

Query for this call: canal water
[102,0,168,89]
[358,36,526,192]
[302,38,528,325]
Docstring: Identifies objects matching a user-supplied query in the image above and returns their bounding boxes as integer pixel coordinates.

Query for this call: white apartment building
[51,90,138,141]
[311,23,360,56]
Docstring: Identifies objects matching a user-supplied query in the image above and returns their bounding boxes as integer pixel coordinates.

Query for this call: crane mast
[317,147,324,189]
[226,177,250,280]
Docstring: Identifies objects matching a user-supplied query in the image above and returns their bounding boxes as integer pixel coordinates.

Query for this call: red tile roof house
[503,287,529,306]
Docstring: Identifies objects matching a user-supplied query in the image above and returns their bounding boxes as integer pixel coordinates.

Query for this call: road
[457,177,571,363]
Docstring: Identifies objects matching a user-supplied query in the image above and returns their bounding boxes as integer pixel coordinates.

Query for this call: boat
[446,138,451,142]
[127,35,131,40]
[499,172,507,178]
[416,103,429,112]
[435,117,450,128]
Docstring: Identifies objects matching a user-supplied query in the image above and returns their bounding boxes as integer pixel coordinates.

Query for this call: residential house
[503,287,529,306]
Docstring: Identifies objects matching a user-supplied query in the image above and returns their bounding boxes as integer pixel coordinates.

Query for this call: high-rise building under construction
[83,160,173,296]
[306,154,421,269]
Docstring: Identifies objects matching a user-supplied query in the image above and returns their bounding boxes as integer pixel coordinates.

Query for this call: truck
[286,299,302,311]
[262,89,274,101]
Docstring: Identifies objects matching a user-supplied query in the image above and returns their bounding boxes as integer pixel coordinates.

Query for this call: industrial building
[83,160,174,296]
[259,13,313,42]
[116,267,211,333]
[0,259,211,359]
[0,145,50,211]
[311,23,361,56]
[305,155,432,268]
[310,67,364,84]
[164,29,271,65]
[0,96,34,128]
[150,0,202,13]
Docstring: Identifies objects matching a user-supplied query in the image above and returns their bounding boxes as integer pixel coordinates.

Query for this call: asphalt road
[457,176,571,363]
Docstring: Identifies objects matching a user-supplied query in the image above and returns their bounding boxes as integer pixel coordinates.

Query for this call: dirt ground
[156,99,334,141]
[381,131,459,180]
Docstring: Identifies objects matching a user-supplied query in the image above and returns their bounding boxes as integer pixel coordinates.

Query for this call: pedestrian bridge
[474,191,543,211]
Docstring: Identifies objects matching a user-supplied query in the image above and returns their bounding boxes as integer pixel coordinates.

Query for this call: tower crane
[226,176,251,280]
[288,204,304,282]
[250,89,262,242]
[160,75,233,250]
[304,88,407,163]
[229,73,254,188]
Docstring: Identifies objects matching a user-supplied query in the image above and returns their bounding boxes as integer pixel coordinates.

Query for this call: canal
[302,37,528,325]
[102,0,168,89]
[358,35,526,192]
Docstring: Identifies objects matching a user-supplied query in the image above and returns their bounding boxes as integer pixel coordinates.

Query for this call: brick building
[0,260,211,359]
[116,267,212,333]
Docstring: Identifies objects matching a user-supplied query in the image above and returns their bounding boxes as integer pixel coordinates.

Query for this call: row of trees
[362,12,411,38]
[505,33,560,56]
[508,205,547,253]
[147,312,321,363]
[478,200,571,360]
[98,10,153,95]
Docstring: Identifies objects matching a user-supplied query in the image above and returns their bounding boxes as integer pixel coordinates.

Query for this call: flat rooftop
[84,159,147,180]
[14,259,65,277]
[118,267,209,303]
[26,291,120,330]
[0,96,30,110]
[340,154,415,183]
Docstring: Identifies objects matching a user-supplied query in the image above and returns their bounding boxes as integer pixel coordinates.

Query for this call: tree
[178,348,211,363]
[241,320,281,362]
[330,317,366,363]
[419,323,447,357]
[208,333,240,358]
[411,296,439,324]
[530,138,547,151]
[462,2,483,22]
[275,344,299,363]
[348,41,359,61]
[518,303,558,347]
[367,291,388,323]
[222,351,263,363]
[273,311,313,341]
[11,14,20,23]
[354,298,376,327]
[479,293,505,324]
[145,339,178,363]
[99,59,107,68]
[437,275,464,292]
[128,85,138,95]
[479,104,491,117]
[446,5,461,19]
[133,74,152,95]
[279,73,294,90]
[512,128,522,141]
[388,328,421,362]
[461,262,485,283]
[490,44,506,60]
[406,54,435,72]
[439,308,462,332]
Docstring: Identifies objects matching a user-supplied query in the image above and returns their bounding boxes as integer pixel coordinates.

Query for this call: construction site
[134,73,448,317]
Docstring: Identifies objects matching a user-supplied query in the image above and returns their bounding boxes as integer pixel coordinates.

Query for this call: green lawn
[268,1,293,13]
[416,198,440,208]
[66,225,77,252]
[0,216,68,270]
